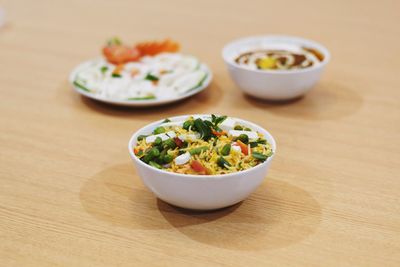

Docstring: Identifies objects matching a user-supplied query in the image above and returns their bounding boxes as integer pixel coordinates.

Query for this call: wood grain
[0,0,399,266]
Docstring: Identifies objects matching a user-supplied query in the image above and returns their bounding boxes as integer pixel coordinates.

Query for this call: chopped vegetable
[193,118,212,140]
[137,135,148,141]
[144,73,159,81]
[153,126,166,134]
[252,152,268,161]
[100,66,108,74]
[236,140,249,155]
[190,160,208,174]
[135,39,180,56]
[103,43,140,64]
[217,156,231,169]
[237,134,249,144]
[173,137,184,148]
[220,144,231,156]
[149,161,162,169]
[189,146,209,155]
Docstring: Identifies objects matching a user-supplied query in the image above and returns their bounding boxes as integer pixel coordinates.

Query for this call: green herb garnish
[193,118,212,140]
[144,73,159,81]
[100,66,108,74]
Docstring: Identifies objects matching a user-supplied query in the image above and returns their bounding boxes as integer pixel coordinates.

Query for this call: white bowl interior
[222,35,330,73]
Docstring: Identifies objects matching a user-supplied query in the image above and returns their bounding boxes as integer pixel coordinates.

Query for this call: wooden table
[1,0,399,266]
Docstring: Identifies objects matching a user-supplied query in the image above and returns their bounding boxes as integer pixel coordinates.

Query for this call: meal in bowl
[132,115,274,175]
[71,38,209,101]
[234,46,324,71]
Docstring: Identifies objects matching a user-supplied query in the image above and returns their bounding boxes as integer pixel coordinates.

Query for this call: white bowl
[222,35,330,100]
[128,114,276,210]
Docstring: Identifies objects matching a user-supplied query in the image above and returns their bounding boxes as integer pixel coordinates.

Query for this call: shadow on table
[241,81,363,120]
[80,163,322,251]
[75,81,223,121]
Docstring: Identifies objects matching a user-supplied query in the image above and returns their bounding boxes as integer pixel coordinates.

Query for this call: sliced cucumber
[73,80,92,93]
[178,56,200,72]
[127,95,156,101]
[172,70,207,94]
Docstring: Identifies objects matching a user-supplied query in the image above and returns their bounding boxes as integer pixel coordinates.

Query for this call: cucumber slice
[178,56,200,72]
[73,80,92,93]
[173,70,207,94]
[127,95,156,101]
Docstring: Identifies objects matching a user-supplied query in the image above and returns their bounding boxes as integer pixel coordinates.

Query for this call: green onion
[153,126,166,134]
[234,125,243,130]
[111,73,122,78]
[162,118,171,123]
[220,144,231,156]
[244,127,252,131]
[189,146,209,155]
[145,73,159,81]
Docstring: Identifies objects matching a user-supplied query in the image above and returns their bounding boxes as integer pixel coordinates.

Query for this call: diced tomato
[212,129,226,136]
[134,148,140,155]
[190,160,207,175]
[173,137,184,148]
[237,140,248,155]
[102,45,141,64]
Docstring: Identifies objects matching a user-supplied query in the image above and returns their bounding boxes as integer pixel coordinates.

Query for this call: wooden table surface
[1,0,399,266]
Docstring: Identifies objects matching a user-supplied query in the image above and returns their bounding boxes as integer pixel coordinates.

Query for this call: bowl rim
[128,114,276,180]
[222,34,330,75]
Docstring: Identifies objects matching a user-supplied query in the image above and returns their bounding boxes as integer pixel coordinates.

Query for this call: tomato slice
[236,140,248,155]
[135,39,180,56]
[102,45,141,64]
[190,160,207,174]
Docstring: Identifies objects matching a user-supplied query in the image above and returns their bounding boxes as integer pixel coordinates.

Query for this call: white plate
[69,59,212,107]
